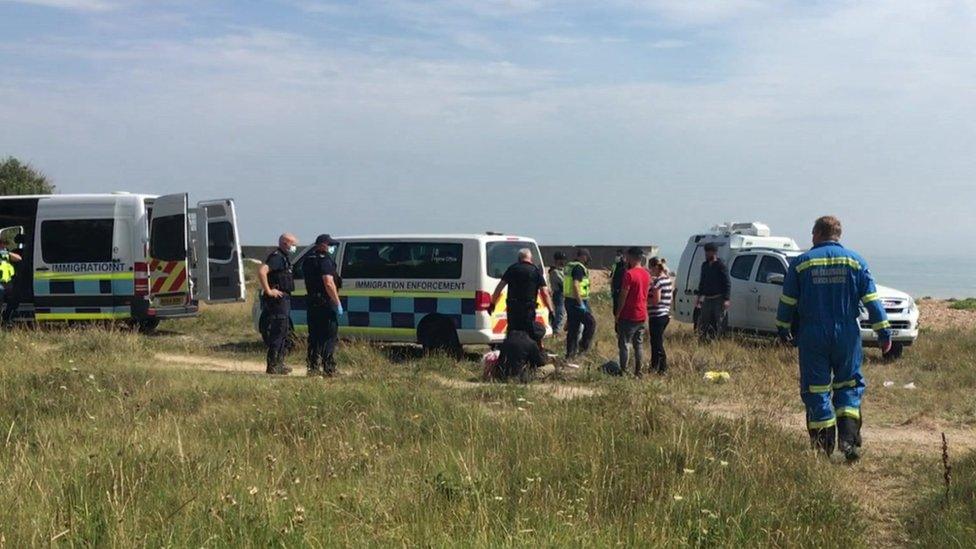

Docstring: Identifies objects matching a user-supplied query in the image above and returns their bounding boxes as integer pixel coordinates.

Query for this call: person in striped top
[647,257,673,374]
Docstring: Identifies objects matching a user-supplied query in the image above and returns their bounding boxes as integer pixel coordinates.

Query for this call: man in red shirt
[615,247,651,377]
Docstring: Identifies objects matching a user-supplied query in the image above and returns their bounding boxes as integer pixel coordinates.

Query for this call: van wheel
[417,315,462,359]
[883,342,904,362]
[137,318,161,334]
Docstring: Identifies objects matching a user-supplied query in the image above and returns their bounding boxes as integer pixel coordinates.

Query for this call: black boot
[808,426,836,457]
[267,351,292,375]
[837,416,862,463]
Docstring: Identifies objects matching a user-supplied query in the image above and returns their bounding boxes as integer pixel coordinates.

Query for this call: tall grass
[0,328,864,546]
[0,288,973,546]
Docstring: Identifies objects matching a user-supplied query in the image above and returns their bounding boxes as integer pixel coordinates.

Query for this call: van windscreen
[41,219,114,263]
[341,242,462,279]
[486,241,542,278]
[150,214,186,261]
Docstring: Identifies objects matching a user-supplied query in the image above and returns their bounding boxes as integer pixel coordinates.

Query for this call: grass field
[0,289,974,547]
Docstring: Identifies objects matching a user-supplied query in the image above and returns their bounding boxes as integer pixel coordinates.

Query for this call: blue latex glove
[333,302,345,317]
[580,301,589,314]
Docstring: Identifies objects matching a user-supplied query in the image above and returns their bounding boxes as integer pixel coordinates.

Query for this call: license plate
[889,330,900,337]
[158,295,185,307]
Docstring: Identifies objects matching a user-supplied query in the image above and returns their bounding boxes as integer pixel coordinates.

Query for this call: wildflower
[248,486,259,496]
[683,468,695,474]
[494,496,504,501]
[673,495,684,501]
[719,461,729,467]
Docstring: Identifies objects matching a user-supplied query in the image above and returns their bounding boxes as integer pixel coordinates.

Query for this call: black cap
[704,243,719,252]
[315,234,335,246]
[626,246,643,258]
[553,251,567,261]
[576,248,591,259]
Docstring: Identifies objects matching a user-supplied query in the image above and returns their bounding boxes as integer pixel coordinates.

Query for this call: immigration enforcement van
[252,233,552,353]
[0,193,245,331]
[674,222,919,359]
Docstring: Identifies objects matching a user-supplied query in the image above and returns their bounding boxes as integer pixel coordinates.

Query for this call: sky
[1,0,974,257]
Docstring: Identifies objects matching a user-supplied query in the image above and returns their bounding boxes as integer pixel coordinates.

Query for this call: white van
[252,233,552,353]
[674,222,919,359]
[0,193,245,331]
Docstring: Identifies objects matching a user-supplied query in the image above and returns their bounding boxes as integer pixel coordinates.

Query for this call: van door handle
[36,267,49,272]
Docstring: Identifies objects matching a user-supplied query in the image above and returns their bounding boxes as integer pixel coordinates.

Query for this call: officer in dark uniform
[489,248,553,344]
[302,234,343,376]
[496,323,549,382]
[259,233,298,375]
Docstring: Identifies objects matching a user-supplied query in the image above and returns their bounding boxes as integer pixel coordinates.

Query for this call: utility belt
[701,294,724,301]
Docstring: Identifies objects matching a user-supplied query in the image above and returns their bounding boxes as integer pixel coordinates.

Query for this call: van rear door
[192,198,245,303]
[148,193,191,308]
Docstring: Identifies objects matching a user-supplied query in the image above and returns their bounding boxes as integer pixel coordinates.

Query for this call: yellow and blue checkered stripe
[32,271,135,321]
[290,290,478,333]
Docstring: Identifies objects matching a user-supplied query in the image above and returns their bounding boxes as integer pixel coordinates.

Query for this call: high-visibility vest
[563,261,590,299]
[0,259,13,284]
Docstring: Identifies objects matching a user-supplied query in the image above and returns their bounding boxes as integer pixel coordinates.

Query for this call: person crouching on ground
[614,247,650,377]
[486,323,549,383]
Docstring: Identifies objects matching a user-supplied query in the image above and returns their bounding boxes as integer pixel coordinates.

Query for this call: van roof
[0,193,158,201]
[334,233,538,242]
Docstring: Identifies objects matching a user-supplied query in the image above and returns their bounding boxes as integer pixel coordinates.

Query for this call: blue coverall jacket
[776,241,891,430]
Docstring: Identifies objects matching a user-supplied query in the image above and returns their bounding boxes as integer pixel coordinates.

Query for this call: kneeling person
[303,234,343,376]
[497,323,549,382]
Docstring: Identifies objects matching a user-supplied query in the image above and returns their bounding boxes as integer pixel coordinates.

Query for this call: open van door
[148,193,191,309]
[192,198,245,303]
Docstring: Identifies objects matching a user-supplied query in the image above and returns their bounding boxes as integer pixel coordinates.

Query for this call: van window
[342,242,462,279]
[150,214,186,261]
[730,254,757,281]
[41,219,115,263]
[293,245,338,280]
[756,256,786,284]
[486,241,542,278]
[207,221,234,262]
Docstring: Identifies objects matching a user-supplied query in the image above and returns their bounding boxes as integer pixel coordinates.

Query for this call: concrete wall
[539,245,659,269]
[242,244,659,270]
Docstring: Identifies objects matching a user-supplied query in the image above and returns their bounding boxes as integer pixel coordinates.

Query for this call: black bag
[601,360,622,376]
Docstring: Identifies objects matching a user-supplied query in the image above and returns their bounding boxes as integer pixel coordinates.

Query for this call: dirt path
[154,352,309,376]
[428,374,602,400]
[697,400,974,547]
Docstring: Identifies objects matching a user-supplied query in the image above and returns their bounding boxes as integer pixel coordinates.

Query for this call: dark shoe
[840,440,861,463]
[808,426,836,457]
[267,365,292,375]
[837,417,862,463]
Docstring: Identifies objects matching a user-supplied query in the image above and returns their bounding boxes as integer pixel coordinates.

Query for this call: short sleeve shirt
[618,266,651,322]
[302,252,337,296]
[502,261,546,304]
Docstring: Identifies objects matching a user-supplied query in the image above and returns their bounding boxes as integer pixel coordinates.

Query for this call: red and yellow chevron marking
[149,259,188,295]
[489,288,551,334]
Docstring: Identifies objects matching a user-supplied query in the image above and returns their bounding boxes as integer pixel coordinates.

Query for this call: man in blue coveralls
[776,216,891,462]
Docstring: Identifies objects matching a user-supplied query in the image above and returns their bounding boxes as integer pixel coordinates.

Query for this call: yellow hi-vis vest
[0,258,13,284]
[563,261,590,299]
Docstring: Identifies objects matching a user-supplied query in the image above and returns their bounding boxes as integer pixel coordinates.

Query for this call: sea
[867,254,975,300]
[655,250,975,299]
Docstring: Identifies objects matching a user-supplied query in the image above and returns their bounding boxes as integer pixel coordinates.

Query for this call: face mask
[287,245,297,254]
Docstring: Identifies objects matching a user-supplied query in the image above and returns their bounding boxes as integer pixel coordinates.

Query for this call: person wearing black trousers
[647,257,673,374]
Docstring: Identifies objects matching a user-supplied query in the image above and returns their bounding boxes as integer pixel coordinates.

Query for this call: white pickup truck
[674,222,919,359]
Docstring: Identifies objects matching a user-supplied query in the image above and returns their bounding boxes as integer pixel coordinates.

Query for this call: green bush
[949,298,976,311]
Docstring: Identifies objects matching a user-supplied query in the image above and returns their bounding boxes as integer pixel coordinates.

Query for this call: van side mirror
[767,273,785,286]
